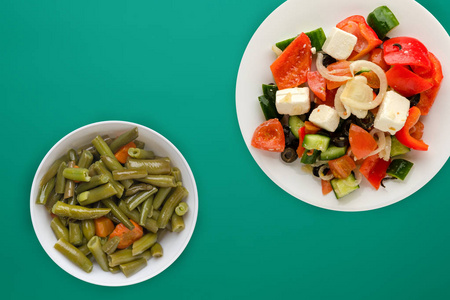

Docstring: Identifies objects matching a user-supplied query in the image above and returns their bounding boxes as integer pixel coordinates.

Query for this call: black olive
[340,118,353,137]
[315,130,330,137]
[352,111,375,131]
[332,136,349,147]
[408,94,420,107]
[312,165,329,177]
[322,53,337,68]
[283,125,298,148]
[281,147,298,163]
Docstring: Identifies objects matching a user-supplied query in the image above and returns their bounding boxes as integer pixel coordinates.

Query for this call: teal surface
[1,0,449,299]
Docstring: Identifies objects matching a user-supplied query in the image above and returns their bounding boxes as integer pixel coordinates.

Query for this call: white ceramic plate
[236,0,450,211]
[30,121,198,286]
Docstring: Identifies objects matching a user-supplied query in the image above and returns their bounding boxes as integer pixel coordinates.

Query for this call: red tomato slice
[386,65,433,97]
[328,155,356,179]
[369,48,390,72]
[251,119,285,152]
[359,155,391,190]
[325,61,352,90]
[321,179,333,195]
[348,124,378,160]
[307,71,326,102]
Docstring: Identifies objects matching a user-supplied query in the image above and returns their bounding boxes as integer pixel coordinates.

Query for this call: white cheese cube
[322,27,358,60]
[275,87,310,115]
[374,91,410,135]
[309,105,340,132]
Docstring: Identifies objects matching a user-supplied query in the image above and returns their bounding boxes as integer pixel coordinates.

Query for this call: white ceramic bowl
[30,121,198,286]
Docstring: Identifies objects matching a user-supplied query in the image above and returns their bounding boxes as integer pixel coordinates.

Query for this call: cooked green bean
[92,135,116,159]
[101,198,134,230]
[139,195,153,226]
[171,214,185,232]
[77,150,94,169]
[125,183,155,197]
[67,195,78,205]
[63,167,91,182]
[54,238,93,273]
[100,155,133,189]
[81,219,96,241]
[102,236,120,255]
[69,221,83,246]
[171,167,182,182]
[76,174,109,194]
[175,201,189,216]
[45,190,62,212]
[124,188,158,211]
[118,201,158,233]
[77,244,91,256]
[50,216,69,240]
[151,209,160,221]
[109,266,121,273]
[64,161,76,200]
[40,155,67,187]
[67,149,78,162]
[120,257,147,278]
[133,140,145,149]
[36,177,56,205]
[93,161,124,198]
[87,236,109,272]
[157,186,188,228]
[77,183,118,206]
[109,127,139,153]
[132,233,157,256]
[127,148,155,159]
[108,249,151,267]
[112,168,148,181]
[77,135,111,158]
[52,201,111,220]
[137,175,177,188]
[152,187,172,210]
[150,243,163,257]
[126,158,171,175]
[55,161,67,194]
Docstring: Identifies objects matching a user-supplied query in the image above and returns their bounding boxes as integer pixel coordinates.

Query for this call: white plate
[30,121,198,286]
[236,0,450,211]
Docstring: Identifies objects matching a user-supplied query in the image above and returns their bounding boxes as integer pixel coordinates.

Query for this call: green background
[1,0,449,299]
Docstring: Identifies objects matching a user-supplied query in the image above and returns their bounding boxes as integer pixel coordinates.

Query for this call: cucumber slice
[288,116,304,139]
[302,134,330,151]
[367,6,399,40]
[386,159,413,180]
[275,36,296,51]
[305,28,326,51]
[331,173,359,199]
[301,149,321,164]
[390,136,410,157]
[320,145,347,160]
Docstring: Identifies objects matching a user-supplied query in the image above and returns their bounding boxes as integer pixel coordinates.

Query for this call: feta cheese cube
[322,27,358,60]
[309,105,340,132]
[275,87,310,115]
[374,91,410,135]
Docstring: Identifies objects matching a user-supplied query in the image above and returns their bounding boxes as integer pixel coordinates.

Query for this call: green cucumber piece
[258,95,279,120]
[320,145,347,160]
[367,6,399,40]
[305,28,326,51]
[302,134,330,151]
[275,36,296,51]
[288,116,304,139]
[331,173,359,199]
[386,159,413,180]
[301,149,321,165]
[262,84,278,101]
[390,136,410,157]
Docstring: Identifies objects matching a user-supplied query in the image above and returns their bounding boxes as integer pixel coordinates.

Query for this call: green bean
[76,135,111,158]
[77,183,118,206]
[137,175,177,188]
[87,236,109,272]
[127,148,155,159]
[124,183,155,197]
[40,155,67,188]
[157,186,188,229]
[102,236,120,255]
[81,219,96,241]
[112,168,148,181]
[139,196,153,226]
[132,233,157,256]
[119,258,147,278]
[133,140,145,149]
[50,216,69,241]
[109,127,139,153]
[108,249,151,267]
[52,201,111,220]
[67,195,78,205]
[150,243,163,257]
[36,177,56,205]
[91,135,116,159]
[151,209,160,221]
[109,266,121,273]
[124,188,158,211]
[171,214,185,232]
[54,238,93,273]
[118,201,158,233]
[93,161,125,198]
[152,187,172,210]
[55,161,67,194]
[69,221,83,246]
[76,174,109,194]
[106,212,121,224]
[171,167,182,182]
[77,244,91,256]
[63,167,91,182]
[67,149,78,162]
[101,198,134,230]
[45,190,62,212]
[64,161,76,200]
[175,202,189,216]
[126,158,171,175]
[77,150,94,169]
[100,155,133,189]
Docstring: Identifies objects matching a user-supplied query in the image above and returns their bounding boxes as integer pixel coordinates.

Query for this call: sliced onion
[334,85,351,119]
[316,52,352,82]
[368,128,386,158]
[348,168,363,187]
[272,44,282,56]
[380,134,391,161]
[319,165,334,181]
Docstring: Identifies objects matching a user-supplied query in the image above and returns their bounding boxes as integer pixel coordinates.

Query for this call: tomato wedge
[270,33,312,90]
[325,61,352,90]
[328,155,356,179]
[348,124,378,160]
[321,179,333,195]
[359,154,391,190]
[307,71,326,102]
[368,47,390,72]
[386,65,433,97]
[251,119,285,152]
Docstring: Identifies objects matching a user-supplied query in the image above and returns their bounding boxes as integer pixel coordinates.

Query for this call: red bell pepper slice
[416,52,444,115]
[270,32,312,90]
[385,65,433,97]
[383,37,431,72]
[336,15,382,61]
[395,106,428,151]
[359,154,391,190]
[307,71,326,102]
[296,126,307,157]
[368,47,390,72]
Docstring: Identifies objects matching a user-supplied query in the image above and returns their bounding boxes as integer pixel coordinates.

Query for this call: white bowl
[30,121,198,286]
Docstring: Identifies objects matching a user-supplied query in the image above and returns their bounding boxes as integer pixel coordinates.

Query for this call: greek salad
[251,6,443,199]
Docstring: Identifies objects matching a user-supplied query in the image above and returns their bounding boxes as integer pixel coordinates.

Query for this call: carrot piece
[114,141,136,164]
[94,216,115,238]
[321,179,333,195]
[109,220,143,249]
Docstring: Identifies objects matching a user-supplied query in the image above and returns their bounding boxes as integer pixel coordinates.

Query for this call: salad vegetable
[251,6,443,199]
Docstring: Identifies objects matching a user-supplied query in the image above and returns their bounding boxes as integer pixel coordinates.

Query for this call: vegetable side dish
[251,6,443,199]
[36,127,189,277]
